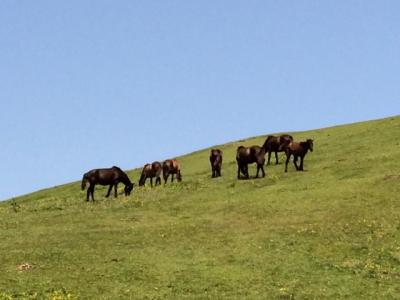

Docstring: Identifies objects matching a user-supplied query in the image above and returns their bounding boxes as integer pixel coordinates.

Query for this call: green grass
[1,116,400,299]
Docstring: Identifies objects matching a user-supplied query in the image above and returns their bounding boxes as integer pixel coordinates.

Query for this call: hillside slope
[1,116,400,299]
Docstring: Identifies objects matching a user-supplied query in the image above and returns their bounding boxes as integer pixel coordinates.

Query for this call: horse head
[138,176,145,186]
[124,183,134,196]
[177,171,182,182]
[307,139,314,152]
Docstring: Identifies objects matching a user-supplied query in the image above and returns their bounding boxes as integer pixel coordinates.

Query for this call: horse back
[287,141,306,154]
[237,146,263,163]
[84,167,116,185]
[163,159,179,173]
[172,159,180,171]
[236,146,250,161]
[210,149,222,164]
[152,161,162,176]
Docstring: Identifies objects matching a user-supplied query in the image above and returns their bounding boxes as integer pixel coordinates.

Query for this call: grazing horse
[236,145,266,179]
[162,159,182,184]
[81,166,133,201]
[285,139,314,172]
[264,134,294,165]
[210,149,223,178]
[139,161,162,187]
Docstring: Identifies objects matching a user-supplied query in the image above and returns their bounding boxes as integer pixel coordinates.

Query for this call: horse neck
[119,172,132,186]
[299,141,310,152]
[265,136,274,143]
[138,172,145,185]
[261,140,269,151]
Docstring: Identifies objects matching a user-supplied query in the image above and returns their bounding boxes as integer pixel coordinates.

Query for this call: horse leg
[163,172,168,184]
[275,151,279,165]
[257,164,265,177]
[237,163,241,179]
[105,184,113,198]
[171,174,174,183]
[156,177,161,185]
[267,151,271,165]
[244,164,249,179]
[150,177,153,187]
[86,184,92,201]
[293,155,299,170]
[164,174,169,184]
[114,183,118,197]
[90,185,95,201]
[285,153,291,172]
[299,155,304,171]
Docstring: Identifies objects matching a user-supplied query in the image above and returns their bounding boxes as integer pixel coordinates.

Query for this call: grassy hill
[1,116,400,299]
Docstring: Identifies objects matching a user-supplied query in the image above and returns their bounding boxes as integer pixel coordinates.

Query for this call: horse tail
[81,174,88,190]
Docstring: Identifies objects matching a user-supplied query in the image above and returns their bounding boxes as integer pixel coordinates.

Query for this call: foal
[285,139,314,172]
[236,145,266,179]
[162,159,182,184]
[139,161,162,187]
[210,149,223,178]
[263,134,293,165]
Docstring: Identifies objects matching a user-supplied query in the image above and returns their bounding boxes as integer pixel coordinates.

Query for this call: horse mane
[262,136,275,149]
[265,135,275,143]
[299,140,312,149]
[111,166,132,185]
[120,171,132,185]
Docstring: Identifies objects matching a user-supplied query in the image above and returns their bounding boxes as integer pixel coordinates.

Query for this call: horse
[162,159,182,184]
[81,166,133,201]
[263,134,294,165]
[210,149,223,178]
[236,145,266,179]
[139,161,162,187]
[284,139,314,172]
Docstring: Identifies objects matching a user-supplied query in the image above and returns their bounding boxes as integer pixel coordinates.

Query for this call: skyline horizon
[2,1,399,201]
[3,113,397,201]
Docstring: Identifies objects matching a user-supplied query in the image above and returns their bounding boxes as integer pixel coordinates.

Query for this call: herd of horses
[81,135,313,201]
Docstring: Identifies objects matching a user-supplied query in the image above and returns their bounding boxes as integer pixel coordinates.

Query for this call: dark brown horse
[264,134,294,165]
[139,161,162,187]
[81,166,133,201]
[285,139,314,172]
[162,159,182,184]
[210,149,223,178]
[236,145,266,179]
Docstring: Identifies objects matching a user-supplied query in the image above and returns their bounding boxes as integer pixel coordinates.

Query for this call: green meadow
[1,116,400,299]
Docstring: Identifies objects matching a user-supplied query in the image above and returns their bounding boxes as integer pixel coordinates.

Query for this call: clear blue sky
[1,1,399,200]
